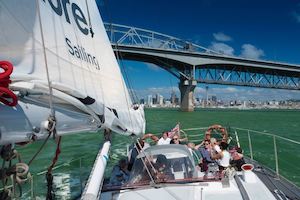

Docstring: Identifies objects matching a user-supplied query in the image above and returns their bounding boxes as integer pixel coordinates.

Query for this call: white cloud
[147,87,179,94]
[134,87,180,99]
[146,63,162,71]
[209,87,300,101]
[226,87,239,93]
[195,87,206,93]
[209,42,234,56]
[240,44,264,59]
[213,32,232,42]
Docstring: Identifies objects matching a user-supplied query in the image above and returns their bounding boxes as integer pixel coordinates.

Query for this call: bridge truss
[105,23,300,90]
[196,67,300,90]
[104,23,219,54]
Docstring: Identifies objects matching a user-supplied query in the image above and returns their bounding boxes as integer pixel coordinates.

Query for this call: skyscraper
[147,95,153,106]
[171,91,176,105]
[205,86,209,107]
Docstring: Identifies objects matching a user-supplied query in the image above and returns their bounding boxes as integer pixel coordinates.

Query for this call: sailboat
[1,1,300,200]
[0,0,144,198]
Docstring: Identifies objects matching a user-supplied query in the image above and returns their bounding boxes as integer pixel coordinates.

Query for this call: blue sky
[97,0,300,101]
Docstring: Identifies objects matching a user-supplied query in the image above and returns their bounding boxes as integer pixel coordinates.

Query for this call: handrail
[231,127,300,145]
[182,127,209,131]
[36,156,87,176]
[148,126,300,146]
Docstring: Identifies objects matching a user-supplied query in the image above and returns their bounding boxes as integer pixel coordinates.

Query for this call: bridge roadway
[105,23,300,111]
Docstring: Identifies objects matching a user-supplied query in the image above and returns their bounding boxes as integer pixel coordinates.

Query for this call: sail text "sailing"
[66,38,100,70]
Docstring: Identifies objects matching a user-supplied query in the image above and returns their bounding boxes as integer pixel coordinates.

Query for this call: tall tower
[171,91,176,105]
[205,85,209,107]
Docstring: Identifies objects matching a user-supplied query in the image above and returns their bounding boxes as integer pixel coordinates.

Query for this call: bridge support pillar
[179,80,197,112]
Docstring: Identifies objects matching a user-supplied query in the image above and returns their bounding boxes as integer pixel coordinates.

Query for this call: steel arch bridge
[104,23,300,111]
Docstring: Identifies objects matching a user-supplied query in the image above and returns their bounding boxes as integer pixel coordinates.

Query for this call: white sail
[0,0,145,145]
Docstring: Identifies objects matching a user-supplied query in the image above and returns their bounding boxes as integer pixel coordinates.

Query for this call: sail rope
[0,61,18,107]
[36,0,55,118]
[27,131,52,166]
[35,2,62,198]
[46,135,62,200]
[21,115,59,200]
[0,145,30,199]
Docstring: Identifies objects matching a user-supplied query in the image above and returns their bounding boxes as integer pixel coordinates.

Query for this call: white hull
[0,101,99,145]
[100,174,276,200]
[96,143,297,200]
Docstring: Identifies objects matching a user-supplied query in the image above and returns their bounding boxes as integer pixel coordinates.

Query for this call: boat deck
[246,158,300,200]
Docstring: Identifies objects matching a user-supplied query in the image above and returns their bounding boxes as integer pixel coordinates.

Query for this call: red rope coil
[0,61,18,107]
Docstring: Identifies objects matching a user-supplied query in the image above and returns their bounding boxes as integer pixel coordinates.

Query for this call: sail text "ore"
[42,0,92,36]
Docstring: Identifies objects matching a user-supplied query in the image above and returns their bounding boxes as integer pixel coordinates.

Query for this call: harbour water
[16,108,300,199]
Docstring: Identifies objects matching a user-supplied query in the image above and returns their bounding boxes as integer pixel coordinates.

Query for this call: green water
[15,108,300,199]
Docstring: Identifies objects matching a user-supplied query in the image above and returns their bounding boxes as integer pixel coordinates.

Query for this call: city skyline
[140,91,300,104]
[98,0,300,101]
[141,92,300,110]
[133,85,300,102]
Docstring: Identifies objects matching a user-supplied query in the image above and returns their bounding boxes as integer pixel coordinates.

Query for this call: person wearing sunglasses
[170,135,181,144]
[195,140,213,171]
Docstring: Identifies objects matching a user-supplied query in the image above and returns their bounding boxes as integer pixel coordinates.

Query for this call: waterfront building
[147,95,153,106]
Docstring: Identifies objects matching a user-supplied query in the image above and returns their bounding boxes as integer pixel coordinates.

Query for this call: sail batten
[0,0,145,145]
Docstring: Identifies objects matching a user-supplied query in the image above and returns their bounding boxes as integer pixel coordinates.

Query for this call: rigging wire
[34,2,61,199]
[114,38,138,133]
[27,134,51,166]
[116,48,139,104]
[36,0,55,118]
[46,136,62,200]
[134,139,157,185]
[132,138,185,200]
[102,0,140,133]
[103,0,139,104]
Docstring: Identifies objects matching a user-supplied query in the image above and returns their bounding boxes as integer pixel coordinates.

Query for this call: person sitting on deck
[211,142,230,170]
[230,147,245,171]
[187,142,196,155]
[197,131,212,147]
[109,158,130,186]
[194,140,214,171]
[210,138,221,155]
[154,154,174,181]
[157,131,172,145]
[170,135,182,144]
[128,139,150,171]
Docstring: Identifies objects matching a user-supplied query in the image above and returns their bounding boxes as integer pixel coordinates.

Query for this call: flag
[167,123,180,138]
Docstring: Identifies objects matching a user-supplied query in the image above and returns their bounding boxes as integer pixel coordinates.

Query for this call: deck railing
[1,127,299,198]
[179,127,300,187]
